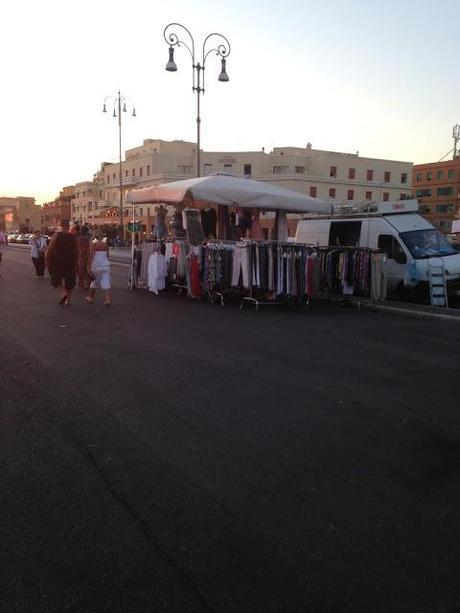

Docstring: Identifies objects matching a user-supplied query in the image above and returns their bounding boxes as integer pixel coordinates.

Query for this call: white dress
[90,250,111,290]
[148,252,166,294]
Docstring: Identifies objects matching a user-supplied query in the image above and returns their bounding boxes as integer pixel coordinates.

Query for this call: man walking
[45,219,78,305]
[0,223,7,276]
[30,230,47,278]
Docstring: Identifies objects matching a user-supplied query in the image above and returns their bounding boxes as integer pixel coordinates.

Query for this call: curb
[359,301,460,323]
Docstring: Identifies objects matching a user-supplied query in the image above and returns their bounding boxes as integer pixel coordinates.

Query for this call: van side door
[377,234,407,292]
[329,221,362,247]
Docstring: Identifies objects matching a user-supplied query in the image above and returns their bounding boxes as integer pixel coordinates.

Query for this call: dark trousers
[32,255,45,277]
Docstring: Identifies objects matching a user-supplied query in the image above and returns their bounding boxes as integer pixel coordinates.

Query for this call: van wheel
[397,282,415,303]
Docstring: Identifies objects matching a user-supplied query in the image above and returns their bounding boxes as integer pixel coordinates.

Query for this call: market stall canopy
[126,173,331,214]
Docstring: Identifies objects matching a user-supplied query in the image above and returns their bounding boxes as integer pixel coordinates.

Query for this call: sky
[1,0,460,204]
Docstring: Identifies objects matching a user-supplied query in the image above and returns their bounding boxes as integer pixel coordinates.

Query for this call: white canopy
[127,173,331,214]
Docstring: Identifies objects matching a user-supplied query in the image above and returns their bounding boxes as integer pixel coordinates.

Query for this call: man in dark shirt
[45,219,78,305]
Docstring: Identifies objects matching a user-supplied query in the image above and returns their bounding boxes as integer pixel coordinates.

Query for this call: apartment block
[412,159,460,233]
[0,196,40,231]
[72,140,413,236]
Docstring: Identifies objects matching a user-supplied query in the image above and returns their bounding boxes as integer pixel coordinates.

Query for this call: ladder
[428,258,449,307]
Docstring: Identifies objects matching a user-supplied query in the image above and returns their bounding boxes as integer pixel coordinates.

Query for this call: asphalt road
[1,247,460,613]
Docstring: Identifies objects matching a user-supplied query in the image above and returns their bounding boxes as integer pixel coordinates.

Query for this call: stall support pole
[130,203,135,290]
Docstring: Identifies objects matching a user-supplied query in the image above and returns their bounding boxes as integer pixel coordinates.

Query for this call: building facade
[0,196,40,231]
[72,140,413,237]
[41,186,74,230]
[412,159,460,233]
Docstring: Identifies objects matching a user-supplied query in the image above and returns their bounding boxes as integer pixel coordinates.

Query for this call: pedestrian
[0,223,7,276]
[45,219,78,306]
[76,224,91,289]
[86,230,112,306]
[30,230,47,278]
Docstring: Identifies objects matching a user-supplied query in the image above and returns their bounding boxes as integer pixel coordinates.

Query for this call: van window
[400,229,456,259]
[329,221,361,246]
[378,234,407,264]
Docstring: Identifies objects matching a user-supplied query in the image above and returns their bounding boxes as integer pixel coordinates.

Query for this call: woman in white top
[85,231,112,305]
[30,230,47,278]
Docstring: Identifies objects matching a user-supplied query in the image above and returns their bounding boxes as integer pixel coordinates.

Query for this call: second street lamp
[102,90,136,244]
[164,22,231,177]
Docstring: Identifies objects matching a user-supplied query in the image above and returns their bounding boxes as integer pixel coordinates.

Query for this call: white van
[295,200,460,300]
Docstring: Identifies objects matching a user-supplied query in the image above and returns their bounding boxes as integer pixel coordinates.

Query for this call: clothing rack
[130,237,384,311]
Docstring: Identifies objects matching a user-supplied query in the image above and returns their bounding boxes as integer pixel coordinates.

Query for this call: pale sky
[1,0,459,204]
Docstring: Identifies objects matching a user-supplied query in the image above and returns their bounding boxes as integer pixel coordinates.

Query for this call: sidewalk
[359,298,460,322]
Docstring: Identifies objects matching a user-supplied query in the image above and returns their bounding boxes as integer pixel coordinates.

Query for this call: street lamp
[102,90,136,244]
[163,23,231,177]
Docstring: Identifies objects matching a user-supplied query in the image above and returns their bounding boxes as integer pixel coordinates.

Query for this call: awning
[127,173,331,214]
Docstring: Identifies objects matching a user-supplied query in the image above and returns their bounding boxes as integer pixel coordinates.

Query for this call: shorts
[51,270,76,290]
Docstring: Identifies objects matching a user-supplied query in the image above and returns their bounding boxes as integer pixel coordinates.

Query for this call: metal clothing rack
[238,242,374,312]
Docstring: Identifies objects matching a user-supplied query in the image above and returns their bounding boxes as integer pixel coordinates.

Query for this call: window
[132,168,136,176]
[416,189,432,197]
[113,173,116,180]
[329,188,336,198]
[347,189,354,200]
[147,165,151,176]
[426,171,432,181]
[107,175,110,184]
[329,166,337,177]
[437,187,453,196]
[400,193,408,200]
[416,172,422,182]
[244,164,252,176]
[273,165,289,174]
[384,171,391,182]
[348,168,356,179]
[436,203,454,213]
[366,169,374,181]
[99,190,102,197]
[401,173,407,184]
[177,165,193,173]
[139,167,143,177]
[125,170,128,177]
[295,166,305,175]
[378,234,407,264]
[419,205,431,214]
[147,207,150,216]
[83,191,86,197]
[329,221,362,247]
[448,169,455,179]
[382,192,389,201]
[139,208,143,216]
[400,229,456,258]
[204,163,212,175]
[436,170,444,180]
[365,191,372,200]
[310,186,317,197]
[224,164,232,170]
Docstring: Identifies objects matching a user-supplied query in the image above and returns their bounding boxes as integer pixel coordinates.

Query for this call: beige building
[0,196,40,231]
[73,140,413,236]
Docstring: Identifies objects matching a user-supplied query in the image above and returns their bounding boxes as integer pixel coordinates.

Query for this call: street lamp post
[102,90,136,244]
[163,23,231,177]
